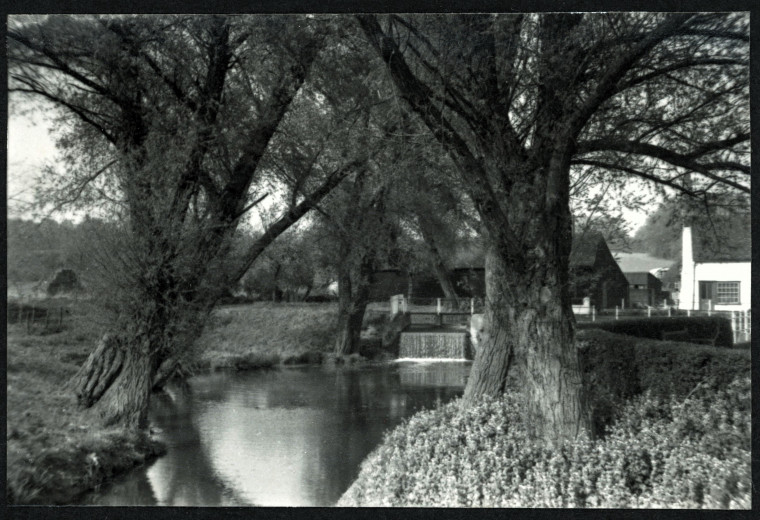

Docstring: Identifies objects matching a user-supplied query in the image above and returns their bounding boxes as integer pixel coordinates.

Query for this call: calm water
[80,361,471,506]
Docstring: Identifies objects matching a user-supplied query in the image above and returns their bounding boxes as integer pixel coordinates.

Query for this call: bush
[577,316,733,348]
[577,329,750,435]
[46,269,83,296]
[339,378,750,508]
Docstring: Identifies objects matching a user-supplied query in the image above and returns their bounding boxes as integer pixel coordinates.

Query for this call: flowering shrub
[338,378,750,508]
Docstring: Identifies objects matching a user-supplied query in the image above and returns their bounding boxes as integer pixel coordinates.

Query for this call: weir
[390,294,479,360]
[398,330,471,359]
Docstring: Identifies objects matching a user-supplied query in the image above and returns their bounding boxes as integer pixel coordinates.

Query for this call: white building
[678,226,751,311]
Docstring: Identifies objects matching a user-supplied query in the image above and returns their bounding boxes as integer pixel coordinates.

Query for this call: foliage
[339,377,750,508]
[577,316,734,348]
[630,196,750,260]
[576,328,749,434]
[359,12,749,430]
[239,226,320,301]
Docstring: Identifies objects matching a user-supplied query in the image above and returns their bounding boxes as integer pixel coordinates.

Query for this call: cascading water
[398,331,470,359]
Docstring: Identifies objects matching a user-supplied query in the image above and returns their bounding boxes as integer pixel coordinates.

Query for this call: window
[716,282,740,304]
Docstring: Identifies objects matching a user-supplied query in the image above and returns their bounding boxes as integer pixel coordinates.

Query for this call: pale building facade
[678,226,751,311]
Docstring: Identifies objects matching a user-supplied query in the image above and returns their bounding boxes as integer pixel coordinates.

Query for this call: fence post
[708,303,712,317]
[28,306,35,334]
[621,298,625,310]
[667,307,671,317]
[592,306,596,322]
[470,298,474,315]
[647,307,651,318]
[731,311,737,343]
[687,309,691,317]
[615,306,619,320]
[437,298,442,315]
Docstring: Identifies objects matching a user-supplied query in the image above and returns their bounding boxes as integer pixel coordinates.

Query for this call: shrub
[47,269,83,296]
[577,316,733,348]
[577,329,750,434]
[339,378,750,508]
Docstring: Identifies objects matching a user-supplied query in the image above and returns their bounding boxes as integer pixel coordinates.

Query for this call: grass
[190,302,340,370]
[6,299,165,504]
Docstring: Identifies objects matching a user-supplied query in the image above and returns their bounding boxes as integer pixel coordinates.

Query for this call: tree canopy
[7,13,750,442]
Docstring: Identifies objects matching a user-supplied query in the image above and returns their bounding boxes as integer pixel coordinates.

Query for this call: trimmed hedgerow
[577,329,749,435]
[339,378,750,508]
[577,316,733,348]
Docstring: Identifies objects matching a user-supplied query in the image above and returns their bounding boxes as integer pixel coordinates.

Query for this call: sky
[6,108,652,232]
[6,108,60,217]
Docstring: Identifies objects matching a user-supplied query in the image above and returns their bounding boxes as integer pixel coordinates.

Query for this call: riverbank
[6,301,382,504]
[189,302,389,371]
[6,300,166,504]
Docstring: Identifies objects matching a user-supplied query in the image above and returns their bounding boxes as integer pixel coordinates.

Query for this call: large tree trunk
[70,333,154,429]
[334,246,373,356]
[463,219,590,445]
[334,266,371,356]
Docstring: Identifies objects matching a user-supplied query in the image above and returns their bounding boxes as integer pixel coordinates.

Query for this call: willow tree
[358,13,749,443]
[8,14,363,428]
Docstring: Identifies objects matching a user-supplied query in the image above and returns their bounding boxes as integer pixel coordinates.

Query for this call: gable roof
[613,252,674,272]
[569,232,605,267]
[691,225,751,263]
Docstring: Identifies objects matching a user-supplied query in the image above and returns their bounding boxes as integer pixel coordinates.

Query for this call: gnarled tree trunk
[334,254,372,355]
[70,333,154,429]
[462,167,591,445]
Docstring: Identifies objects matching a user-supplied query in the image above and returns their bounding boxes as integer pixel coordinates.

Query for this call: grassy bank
[192,302,338,370]
[6,300,350,504]
[190,303,392,371]
[6,300,165,505]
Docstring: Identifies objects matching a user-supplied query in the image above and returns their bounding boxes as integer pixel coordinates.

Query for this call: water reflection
[82,362,470,506]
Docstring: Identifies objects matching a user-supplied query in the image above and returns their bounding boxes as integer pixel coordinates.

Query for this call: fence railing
[390,294,751,343]
[7,300,69,334]
[390,295,485,315]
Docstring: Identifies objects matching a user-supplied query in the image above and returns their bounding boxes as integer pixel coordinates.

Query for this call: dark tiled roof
[691,225,751,263]
[452,233,607,269]
[569,232,605,267]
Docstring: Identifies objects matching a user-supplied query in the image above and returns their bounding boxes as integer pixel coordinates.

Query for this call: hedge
[577,316,733,348]
[339,378,750,508]
[577,328,750,436]
[339,331,751,508]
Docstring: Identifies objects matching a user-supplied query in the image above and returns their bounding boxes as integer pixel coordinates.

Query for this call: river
[80,360,471,506]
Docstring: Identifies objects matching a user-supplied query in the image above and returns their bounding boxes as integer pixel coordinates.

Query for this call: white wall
[678,226,751,311]
[693,262,751,311]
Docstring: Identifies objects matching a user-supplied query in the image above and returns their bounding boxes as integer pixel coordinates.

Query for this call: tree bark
[462,226,590,445]
[417,214,459,302]
[334,262,371,356]
[70,333,153,429]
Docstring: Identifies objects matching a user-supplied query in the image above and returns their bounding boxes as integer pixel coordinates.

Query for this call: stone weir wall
[399,331,471,359]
